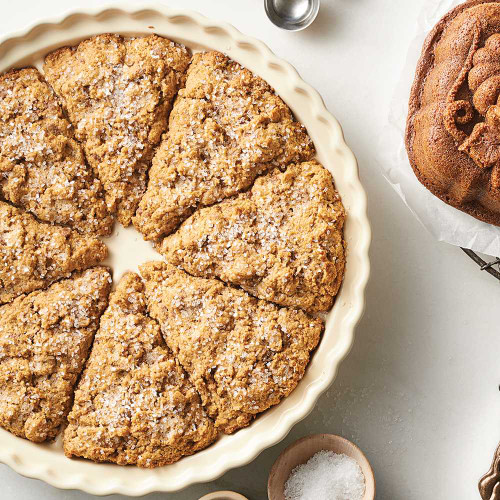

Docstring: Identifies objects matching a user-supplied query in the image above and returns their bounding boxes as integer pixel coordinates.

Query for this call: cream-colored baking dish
[0,4,371,495]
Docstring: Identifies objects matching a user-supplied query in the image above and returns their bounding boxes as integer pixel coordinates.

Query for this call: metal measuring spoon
[264,0,320,31]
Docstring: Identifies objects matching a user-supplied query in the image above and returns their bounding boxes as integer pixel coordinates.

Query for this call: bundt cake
[406,0,500,226]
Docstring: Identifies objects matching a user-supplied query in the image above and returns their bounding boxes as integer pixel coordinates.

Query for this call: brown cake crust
[140,261,323,434]
[63,272,216,467]
[133,50,314,241]
[406,0,500,226]
[0,68,112,236]
[44,34,191,226]
[0,267,111,442]
[0,201,108,304]
[160,161,345,313]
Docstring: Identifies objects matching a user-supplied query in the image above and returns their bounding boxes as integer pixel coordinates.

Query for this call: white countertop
[1,0,499,498]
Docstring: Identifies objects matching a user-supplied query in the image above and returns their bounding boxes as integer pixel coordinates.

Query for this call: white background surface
[0,1,499,499]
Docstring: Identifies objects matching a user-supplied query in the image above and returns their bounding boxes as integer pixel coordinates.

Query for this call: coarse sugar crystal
[284,450,365,500]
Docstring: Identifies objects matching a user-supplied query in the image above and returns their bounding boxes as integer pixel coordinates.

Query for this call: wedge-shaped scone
[0,201,108,305]
[141,262,323,434]
[134,50,315,240]
[0,267,111,442]
[44,34,191,226]
[160,161,345,313]
[63,272,216,467]
[0,68,112,236]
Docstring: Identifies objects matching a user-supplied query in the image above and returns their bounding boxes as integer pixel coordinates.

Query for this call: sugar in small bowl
[268,434,375,500]
[284,450,365,500]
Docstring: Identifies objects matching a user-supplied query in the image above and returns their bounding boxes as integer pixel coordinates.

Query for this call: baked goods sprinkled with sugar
[0,68,112,236]
[140,261,323,434]
[134,50,314,241]
[0,267,111,442]
[0,35,346,468]
[0,201,108,305]
[44,34,191,226]
[406,1,500,226]
[160,161,345,313]
[63,272,216,467]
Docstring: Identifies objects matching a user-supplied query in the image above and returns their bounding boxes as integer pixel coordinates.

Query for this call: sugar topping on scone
[0,39,341,463]
[141,261,322,434]
[0,201,108,305]
[0,267,111,442]
[44,34,191,226]
[0,68,113,236]
[63,272,216,467]
[134,50,315,241]
[160,161,345,313]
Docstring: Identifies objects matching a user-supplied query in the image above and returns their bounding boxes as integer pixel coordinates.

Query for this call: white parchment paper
[381,0,500,256]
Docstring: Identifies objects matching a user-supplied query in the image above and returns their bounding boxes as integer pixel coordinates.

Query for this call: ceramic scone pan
[0,4,371,496]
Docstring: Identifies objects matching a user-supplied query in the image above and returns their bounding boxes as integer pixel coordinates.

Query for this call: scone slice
[140,262,323,434]
[0,68,113,236]
[44,34,191,226]
[0,201,108,304]
[133,50,315,241]
[63,272,216,468]
[0,267,111,442]
[160,161,345,313]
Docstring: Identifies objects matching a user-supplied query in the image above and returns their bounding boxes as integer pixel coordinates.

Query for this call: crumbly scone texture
[0,68,113,236]
[140,261,323,434]
[160,161,345,313]
[44,34,191,226]
[0,201,108,305]
[63,272,216,467]
[134,50,315,241]
[0,267,111,442]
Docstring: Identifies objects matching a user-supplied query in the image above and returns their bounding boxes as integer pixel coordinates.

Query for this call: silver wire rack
[461,248,500,282]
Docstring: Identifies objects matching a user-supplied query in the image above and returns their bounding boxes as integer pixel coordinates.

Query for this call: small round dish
[264,0,320,31]
[0,4,370,496]
[198,491,249,500]
[268,434,375,500]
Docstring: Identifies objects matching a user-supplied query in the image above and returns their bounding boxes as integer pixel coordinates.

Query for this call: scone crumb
[141,261,323,434]
[63,272,216,467]
[0,267,111,442]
